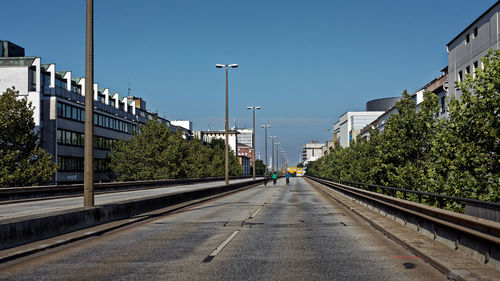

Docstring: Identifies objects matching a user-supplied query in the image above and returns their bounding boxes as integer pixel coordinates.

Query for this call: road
[0,178,447,281]
[0,178,256,220]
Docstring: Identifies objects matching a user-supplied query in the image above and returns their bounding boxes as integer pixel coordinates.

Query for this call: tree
[297,163,304,168]
[110,120,242,181]
[0,87,57,187]
[255,159,265,175]
[429,50,500,203]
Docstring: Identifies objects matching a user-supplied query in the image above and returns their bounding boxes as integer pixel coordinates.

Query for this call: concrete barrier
[0,179,263,251]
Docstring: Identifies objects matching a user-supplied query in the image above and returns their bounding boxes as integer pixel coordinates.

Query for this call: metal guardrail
[0,176,252,201]
[307,176,500,247]
[324,178,500,210]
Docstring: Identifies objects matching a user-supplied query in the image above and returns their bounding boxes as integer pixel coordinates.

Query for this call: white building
[302,142,325,164]
[333,111,384,147]
[198,130,239,155]
[236,128,253,148]
[171,120,192,131]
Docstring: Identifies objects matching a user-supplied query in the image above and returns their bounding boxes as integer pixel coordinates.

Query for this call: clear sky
[1,0,497,165]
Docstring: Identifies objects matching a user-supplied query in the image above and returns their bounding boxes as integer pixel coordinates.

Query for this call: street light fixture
[216,63,238,185]
[247,106,261,180]
[261,125,271,176]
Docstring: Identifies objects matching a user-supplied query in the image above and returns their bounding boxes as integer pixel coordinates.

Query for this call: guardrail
[0,176,251,201]
[306,176,500,269]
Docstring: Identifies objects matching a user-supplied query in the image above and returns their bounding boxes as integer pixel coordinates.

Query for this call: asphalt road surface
[0,178,447,281]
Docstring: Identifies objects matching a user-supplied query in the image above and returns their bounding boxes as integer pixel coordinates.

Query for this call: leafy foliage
[110,119,242,181]
[0,87,57,187]
[307,50,500,207]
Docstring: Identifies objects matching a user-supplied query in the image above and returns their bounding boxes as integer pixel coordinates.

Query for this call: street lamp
[269,136,276,173]
[84,0,94,207]
[216,64,238,185]
[261,125,271,176]
[247,106,261,180]
[276,142,280,174]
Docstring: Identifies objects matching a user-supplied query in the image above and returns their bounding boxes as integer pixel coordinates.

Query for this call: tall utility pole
[247,106,261,180]
[261,125,271,176]
[269,136,276,173]
[276,142,280,174]
[216,64,238,185]
[84,0,94,207]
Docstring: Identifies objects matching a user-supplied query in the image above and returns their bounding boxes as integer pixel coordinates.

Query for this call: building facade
[302,142,325,164]
[447,1,500,99]
[0,42,191,184]
[197,130,239,155]
[236,128,253,148]
[333,111,385,147]
[237,143,252,176]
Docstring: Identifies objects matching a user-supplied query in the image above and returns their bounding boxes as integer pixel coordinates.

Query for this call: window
[465,66,470,75]
[56,102,134,134]
[465,34,470,44]
[440,96,446,113]
[473,27,478,38]
[458,71,463,82]
[473,61,479,76]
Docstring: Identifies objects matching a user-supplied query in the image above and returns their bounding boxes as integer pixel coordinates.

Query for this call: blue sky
[1,0,497,165]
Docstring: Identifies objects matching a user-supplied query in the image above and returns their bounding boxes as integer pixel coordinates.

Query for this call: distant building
[302,141,325,164]
[446,1,500,100]
[171,120,193,131]
[237,142,254,167]
[333,111,385,147]
[236,128,253,148]
[237,143,252,176]
[197,130,239,156]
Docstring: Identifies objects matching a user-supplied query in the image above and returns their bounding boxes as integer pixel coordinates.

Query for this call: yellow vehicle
[287,167,304,177]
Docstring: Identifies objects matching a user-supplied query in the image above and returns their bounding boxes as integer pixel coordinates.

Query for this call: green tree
[0,87,57,187]
[255,159,265,175]
[429,50,500,203]
[110,121,242,181]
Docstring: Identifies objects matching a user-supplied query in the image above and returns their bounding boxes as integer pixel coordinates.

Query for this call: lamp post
[84,0,94,207]
[216,64,238,185]
[261,125,271,176]
[276,142,280,174]
[269,136,276,173]
[247,106,261,180]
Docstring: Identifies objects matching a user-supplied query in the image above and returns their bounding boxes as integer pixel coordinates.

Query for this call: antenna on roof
[128,83,132,96]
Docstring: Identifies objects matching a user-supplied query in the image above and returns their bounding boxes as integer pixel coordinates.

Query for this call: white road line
[208,231,240,257]
[249,208,261,218]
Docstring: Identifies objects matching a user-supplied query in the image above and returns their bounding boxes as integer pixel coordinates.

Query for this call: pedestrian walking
[272,172,277,186]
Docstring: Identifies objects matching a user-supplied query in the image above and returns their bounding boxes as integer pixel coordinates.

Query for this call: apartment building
[0,41,190,183]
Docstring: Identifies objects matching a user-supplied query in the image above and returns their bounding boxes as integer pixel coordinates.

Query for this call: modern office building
[236,128,253,148]
[447,1,500,99]
[302,141,325,164]
[0,41,191,183]
[196,130,239,155]
[333,111,385,147]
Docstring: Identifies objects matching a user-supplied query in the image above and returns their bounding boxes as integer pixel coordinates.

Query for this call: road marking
[203,231,240,262]
[249,208,261,218]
